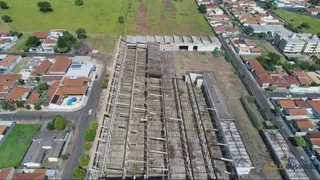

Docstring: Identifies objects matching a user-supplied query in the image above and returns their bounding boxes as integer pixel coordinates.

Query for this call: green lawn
[0,124,40,168]
[1,0,129,34]
[272,9,320,34]
[125,0,213,35]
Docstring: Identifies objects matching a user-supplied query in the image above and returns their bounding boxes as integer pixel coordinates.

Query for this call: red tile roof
[292,70,311,85]
[48,56,71,73]
[285,76,300,85]
[308,132,320,139]
[32,59,51,75]
[0,38,10,45]
[0,55,20,67]
[12,169,46,180]
[295,119,314,129]
[43,37,56,44]
[307,100,320,114]
[294,100,309,108]
[0,126,6,135]
[5,86,32,101]
[52,85,88,105]
[61,77,91,87]
[32,32,49,39]
[288,109,307,116]
[213,26,227,33]
[278,99,295,109]
[26,90,40,105]
[311,139,320,146]
[46,81,60,98]
[0,168,12,179]
[305,8,320,13]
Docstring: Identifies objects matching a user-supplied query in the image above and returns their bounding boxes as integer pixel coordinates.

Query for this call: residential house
[26,90,40,105]
[41,37,57,53]
[31,29,66,53]
[0,168,15,180]
[12,169,47,180]
[283,108,309,120]
[306,72,320,84]
[5,86,33,102]
[0,74,20,99]
[307,100,320,119]
[0,55,22,74]
[43,81,60,106]
[293,119,314,136]
[32,32,49,42]
[244,59,273,88]
[213,26,227,36]
[31,59,52,76]
[0,34,18,51]
[307,132,320,148]
[292,69,312,86]
[47,56,71,75]
[305,8,320,15]
[22,131,68,168]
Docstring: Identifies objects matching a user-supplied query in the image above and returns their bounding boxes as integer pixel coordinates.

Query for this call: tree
[76,28,87,39]
[1,15,12,23]
[101,81,108,89]
[84,128,96,142]
[62,32,77,48]
[73,42,92,55]
[212,47,219,57]
[1,101,9,110]
[61,153,70,160]
[0,1,9,9]
[18,79,25,85]
[75,0,84,6]
[118,16,124,23]
[265,1,277,10]
[15,100,25,108]
[299,61,311,70]
[35,76,41,82]
[37,82,49,93]
[8,103,16,111]
[197,4,207,14]
[291,136,307,147]
[90,121,98,130]
[53,115,66,130]
[84,142,91,151]
[78,155,90,167]
[26,36,40,47]
[275,106,281,113]
[72,166,87,180]
[34,103,42,110]
[267,52,281,65]
[46,120,55,130]
[37,1,53,12]
[300,23,310,29]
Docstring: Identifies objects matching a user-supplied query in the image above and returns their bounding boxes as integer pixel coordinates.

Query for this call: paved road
[267,91,320,98]
[220,37,320,179]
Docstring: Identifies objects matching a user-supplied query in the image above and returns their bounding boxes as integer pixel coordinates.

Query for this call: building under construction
[88,36,253,179]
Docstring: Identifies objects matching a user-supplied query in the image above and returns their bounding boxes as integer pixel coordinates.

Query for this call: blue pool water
[67,97,77,105]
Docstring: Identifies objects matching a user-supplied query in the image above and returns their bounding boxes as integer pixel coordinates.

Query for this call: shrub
[0,1,9,9]
[15,100,25,108]
[84,142,91,151]
[8,103,16,111]
[37,82,49,93]
[75,0,83,6]
[76,28,87,39]
[1,15,12,23]
[34,103,42,110]
[61,153,70,160]
[37,1,53,12]
[53,115,66,130]
[46,121,55,130]
[291,136,307,147]
[90,121,98,130]
[72,166,87,180]
[25,104,31,110]
[118,16,124,23]
[101,81,108,89]
[78,155,90,167]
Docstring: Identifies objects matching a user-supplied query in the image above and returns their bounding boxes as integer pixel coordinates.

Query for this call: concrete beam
[149,150,167,154]
[149,137,167,141]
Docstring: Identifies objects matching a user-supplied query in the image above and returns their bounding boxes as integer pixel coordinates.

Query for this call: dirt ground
[164,51,281,179]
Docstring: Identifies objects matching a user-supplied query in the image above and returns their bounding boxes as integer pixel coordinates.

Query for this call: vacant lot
[125,0,213,35]
[1,0,129,34]
[272,9,320,34]
[164,51,280,179]
[0,124,40,168]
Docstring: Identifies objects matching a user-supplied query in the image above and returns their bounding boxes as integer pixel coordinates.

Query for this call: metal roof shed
[200,36,212,44]
[182,36,192,44]
[191,36,202,44]
[126,35,137,44]
[173,36,183,44]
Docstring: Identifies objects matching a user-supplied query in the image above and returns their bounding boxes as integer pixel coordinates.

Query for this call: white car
[88,109,92,115]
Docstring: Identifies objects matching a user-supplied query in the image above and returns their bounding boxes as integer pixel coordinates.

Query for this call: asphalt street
[220,37,320,179]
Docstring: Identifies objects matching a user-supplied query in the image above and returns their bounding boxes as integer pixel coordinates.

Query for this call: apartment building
[274,32,320,54]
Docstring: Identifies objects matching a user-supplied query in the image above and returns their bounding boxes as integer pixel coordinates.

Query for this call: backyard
[0,124,40,168]
[124,0,213,35]
[0,0,129,34]
[272,9,320,34]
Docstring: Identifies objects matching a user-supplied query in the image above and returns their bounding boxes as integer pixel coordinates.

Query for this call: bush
[25,104,31,110]
[37,1,53,12]
[1,15,12,23]
[75,0,84,6]
[37,82,49,93]
[90,121,98,130]
[8,103,16,111]
[15,100,25,108]
[34,103,42,110]
[0,1,9,9]
[46,121,55,130]
[76,28,87,39]
[72,166,87,180]
[118,16,124,23]
[61,153,70,160]
[101,81,108,89]
[78,155,90,167]
[84,142,91,151]
[53,115,66,130]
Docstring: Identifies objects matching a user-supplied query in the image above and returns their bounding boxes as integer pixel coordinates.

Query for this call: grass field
[0,124,40,168]
[272,9,320,34]
[1,0,129,34]
[125,0,213,35]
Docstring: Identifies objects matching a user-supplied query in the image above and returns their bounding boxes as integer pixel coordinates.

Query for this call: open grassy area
[1,0,129,34]
[125,0,213,35]
[0,124,40,168]
[272,9,320,34]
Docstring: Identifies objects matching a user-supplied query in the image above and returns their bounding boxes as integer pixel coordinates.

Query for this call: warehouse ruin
[88,36,252,179]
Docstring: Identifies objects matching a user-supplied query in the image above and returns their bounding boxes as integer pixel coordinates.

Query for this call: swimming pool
[67,97,77,105]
